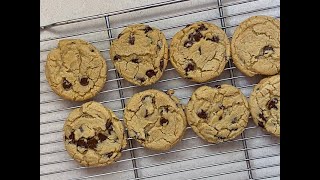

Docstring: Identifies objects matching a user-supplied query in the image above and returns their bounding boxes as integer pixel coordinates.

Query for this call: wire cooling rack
[40,0,280,179]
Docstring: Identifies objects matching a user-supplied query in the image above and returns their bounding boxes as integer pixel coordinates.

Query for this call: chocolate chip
[209,36,219,43]
[98,133,108,141]
[232,118,237,124]
[197,110,207,119]
[129,35,135,45]
[198,24,207,31]
[219,116,222,120]
[146,70,156,78]
[267,98,278,110]
[214,85,221,89]
[80,77,89,86]
[217,136,225,140]
[105,121,112,133]
[118,33,123,38]
[87,138,98,149]
[198,47,202,55]
[185,63,195,72]
[144,26,153,33]
[193,31,203,42]
[131,58,140,63]
[259,113,267,122]
[185,24,191,28]
[184,40,194,48]
[106,152,113,158]
[258,121,265,128]
[263,45,274,54]
[160,106,169,115]
[91,49,95,52]
[62,78,72,90]
[160,117,169,126]
[160,59,164,71]
[69,132,75,140]
[71,41,75,44]
[114,54,121,61]
[232,128,238,131]
[77,139,88,148]
[138,77,145,82]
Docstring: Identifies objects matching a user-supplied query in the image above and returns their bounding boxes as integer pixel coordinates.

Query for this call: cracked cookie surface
[231,16,280,77]
[186,85,250,143]
[124,89,187,151]
[170,22,230,82]
[249,75,280,137]
[45,39,107,101]
[110,24,169,86]
[64,101,127,167]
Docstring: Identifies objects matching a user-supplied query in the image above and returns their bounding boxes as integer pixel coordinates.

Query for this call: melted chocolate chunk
[185,63,195,72]
[77,139,88,148]
[146,70,156,78]
[209,36,219,43]
[197,110,207,119]
[144,26,153,33]
[198,24,208,31]
[62,78,72,90]
[259,113,267,122]
[87,138,98,149]
[129,35,135,45]
[80,77,89,86]
[98,133,108,141]
[160,118,169,126]
[184,40,193,48]
[114,54,121,61]
[131,58,140,63]
[267,98,279,110]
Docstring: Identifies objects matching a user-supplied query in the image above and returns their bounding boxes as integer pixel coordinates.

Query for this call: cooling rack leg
[105,15,140,179]
[216,0,254,179]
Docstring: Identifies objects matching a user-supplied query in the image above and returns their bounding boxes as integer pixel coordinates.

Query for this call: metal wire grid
[40,0,280,179]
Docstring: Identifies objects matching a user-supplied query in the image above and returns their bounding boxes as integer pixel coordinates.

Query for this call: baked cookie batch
[44,16,280,167]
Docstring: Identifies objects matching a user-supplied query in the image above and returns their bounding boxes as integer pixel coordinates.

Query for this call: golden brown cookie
[231,16,280,77]
[170,22,230,82]
[110,24,169,86]
[124,89,187,151]
[45,39,107,101]
[64,101,127,167]
[249,75,280,137]
[186,85,250,143]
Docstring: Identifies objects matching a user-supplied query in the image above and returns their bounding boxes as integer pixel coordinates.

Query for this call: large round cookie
[110,24,169,86]
[45,39,107,101]
[186,85,250,143]
[249,75,280,137]
[124,89,187,151]
[64,101,127,167]
[231,16,280,77]
[170,21,230,82]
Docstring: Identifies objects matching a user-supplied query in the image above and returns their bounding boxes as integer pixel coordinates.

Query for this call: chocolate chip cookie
[64,101,127,167]
[249,75,280,137]
[110,24,169,86]
[170,22,230,82]
[124,89,187,151]
[231,16,280,77]
[186,85,250,143]
[45,39,107,101]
